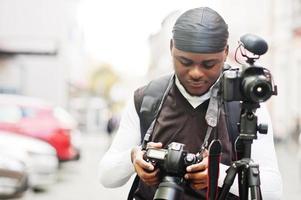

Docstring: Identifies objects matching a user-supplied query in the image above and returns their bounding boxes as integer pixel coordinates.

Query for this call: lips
[189,81,206,88]
[190,83,204,88]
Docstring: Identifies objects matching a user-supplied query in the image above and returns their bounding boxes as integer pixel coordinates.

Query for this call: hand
[131,142,162,186]
[184,150,209,190]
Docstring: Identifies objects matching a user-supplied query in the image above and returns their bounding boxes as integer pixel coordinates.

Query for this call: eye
[179,58,193,67]
[202,60,218,69]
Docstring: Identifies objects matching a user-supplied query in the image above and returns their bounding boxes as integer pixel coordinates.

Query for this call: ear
[224,45,229,61]
[170,39,173,53]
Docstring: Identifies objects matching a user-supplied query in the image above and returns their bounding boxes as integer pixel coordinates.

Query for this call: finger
[139,168,160,180]
[147,142,163,148]
[142,175,160,185]
[144,178,161,186]
[134,152,155,171]
[190,182,208,190]
[186,157,208,172]
[143,175,160,183]
[139,169,161,186]
[189,178,207,185]
[185,169,208,182]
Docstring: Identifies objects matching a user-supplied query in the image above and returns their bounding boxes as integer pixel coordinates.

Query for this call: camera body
[144,142,202,177]
[221,34,276,103]
[222,65,274,103]
[144,142,203,200]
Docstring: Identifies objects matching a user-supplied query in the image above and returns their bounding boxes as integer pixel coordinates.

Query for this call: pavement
[14,132,301,200]
[275,140,301,199]
[17,132,133,200]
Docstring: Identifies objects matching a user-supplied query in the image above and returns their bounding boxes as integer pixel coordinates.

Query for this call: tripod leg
[218,164,238,200]
[248,164,262,200]
[238,169,248,200]
[250,186,262,200]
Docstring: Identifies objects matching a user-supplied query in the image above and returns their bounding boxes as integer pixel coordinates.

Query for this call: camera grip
[143,152,158,172]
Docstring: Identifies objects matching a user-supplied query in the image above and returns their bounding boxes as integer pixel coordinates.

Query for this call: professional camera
[144,142,202,200]
[145,142,202,176]
[221,34,277,103]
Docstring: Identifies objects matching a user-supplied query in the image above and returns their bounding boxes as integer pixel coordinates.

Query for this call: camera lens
[253,83,270,99]
[154,176,183,200]
[242,74,273,103]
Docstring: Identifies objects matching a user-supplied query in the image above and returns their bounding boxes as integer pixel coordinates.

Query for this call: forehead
[172,47,225,61]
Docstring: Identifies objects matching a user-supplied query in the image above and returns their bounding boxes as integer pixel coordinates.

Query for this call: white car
[0,132,59,190]
[0,154,28,198]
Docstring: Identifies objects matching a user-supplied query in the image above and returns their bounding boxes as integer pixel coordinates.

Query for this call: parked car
[0,154,28,198]
[0,132,59,190]
[0,94,81,161]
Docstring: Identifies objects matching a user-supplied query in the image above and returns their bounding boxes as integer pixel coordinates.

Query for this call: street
[15,132,301,200]
[17,132,133,200]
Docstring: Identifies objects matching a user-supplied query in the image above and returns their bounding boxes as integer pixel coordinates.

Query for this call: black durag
[172,7,228,53]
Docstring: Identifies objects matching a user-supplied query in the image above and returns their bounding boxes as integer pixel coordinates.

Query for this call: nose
[189,65,204,80]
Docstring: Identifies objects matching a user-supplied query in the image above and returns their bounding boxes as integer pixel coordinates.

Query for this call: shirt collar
[175,75,220,109]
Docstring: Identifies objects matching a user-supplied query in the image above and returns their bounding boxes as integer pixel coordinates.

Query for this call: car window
[21,107,37,118]
[0,105,22,123]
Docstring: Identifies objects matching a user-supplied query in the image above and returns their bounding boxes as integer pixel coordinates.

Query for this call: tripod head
[235,102,268,159]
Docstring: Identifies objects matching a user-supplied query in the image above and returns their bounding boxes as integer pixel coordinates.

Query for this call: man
[98,7,282,199]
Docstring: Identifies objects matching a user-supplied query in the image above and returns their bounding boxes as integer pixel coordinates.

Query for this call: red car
[0,94,81,161]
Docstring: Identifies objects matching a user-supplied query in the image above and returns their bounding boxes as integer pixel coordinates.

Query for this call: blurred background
[0,0,300,199]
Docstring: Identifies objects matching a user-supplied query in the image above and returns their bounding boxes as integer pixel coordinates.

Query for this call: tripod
[218,101,267,200]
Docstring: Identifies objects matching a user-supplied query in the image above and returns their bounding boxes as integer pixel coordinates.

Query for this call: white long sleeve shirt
[98,79,283,199]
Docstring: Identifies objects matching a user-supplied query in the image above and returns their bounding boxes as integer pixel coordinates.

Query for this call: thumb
[203,149,209,157]
[147,142,163,148]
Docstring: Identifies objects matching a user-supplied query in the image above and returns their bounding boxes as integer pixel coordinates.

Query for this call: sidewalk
[275,140,301,200]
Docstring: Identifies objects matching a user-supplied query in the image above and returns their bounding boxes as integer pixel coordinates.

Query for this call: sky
[77,0,219,76]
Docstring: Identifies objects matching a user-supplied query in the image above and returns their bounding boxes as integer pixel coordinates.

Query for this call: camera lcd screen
[147,149,166,160]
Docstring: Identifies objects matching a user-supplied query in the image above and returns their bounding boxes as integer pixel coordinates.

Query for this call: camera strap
[140,75,175,150]
[205,81,223,200]
[201,78,221,151]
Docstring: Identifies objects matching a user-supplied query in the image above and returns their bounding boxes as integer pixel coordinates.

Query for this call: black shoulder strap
[134,74,174,142]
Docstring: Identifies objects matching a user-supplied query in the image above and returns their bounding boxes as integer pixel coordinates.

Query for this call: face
[171,42,228,96]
